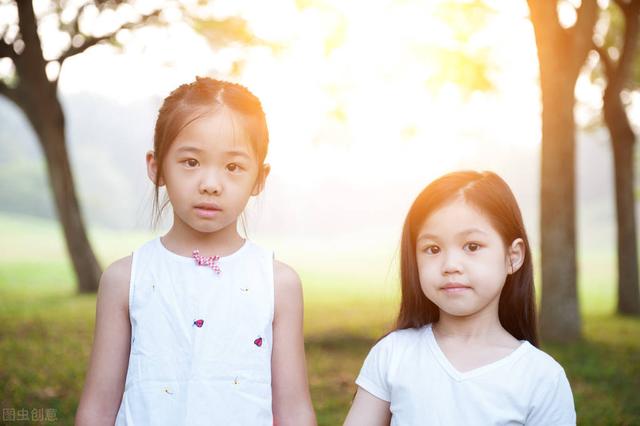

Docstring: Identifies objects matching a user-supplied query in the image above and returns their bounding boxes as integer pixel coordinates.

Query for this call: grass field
[1,214,639,425]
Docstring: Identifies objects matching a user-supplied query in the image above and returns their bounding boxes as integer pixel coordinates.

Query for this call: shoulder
[390,326,428,341]
[272,260,303,316]
[102,255,133,283]
[98,255,132,311]
[514,344,572,392]
[273,259,302,293]
[380,326,428,348]
[367,326,428,360]
[520,344,567,376]
[356,327,429,401]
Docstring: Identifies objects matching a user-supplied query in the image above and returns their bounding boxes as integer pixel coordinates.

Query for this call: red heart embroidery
[254,337,263,347]
[194,319,204,328]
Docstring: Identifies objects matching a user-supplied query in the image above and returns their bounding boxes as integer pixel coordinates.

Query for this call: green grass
[1,213,639,425]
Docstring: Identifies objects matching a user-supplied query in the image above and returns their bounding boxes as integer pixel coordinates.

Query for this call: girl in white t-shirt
[344,171,576,426]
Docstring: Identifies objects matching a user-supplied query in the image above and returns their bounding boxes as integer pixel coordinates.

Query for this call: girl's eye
[184,159,199,168]
[424,245,440,255]
[226,163,242,172]
[465,242,481,252]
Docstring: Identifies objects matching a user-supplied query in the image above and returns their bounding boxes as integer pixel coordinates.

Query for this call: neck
[434,301,506,342]
[161,215,245,257]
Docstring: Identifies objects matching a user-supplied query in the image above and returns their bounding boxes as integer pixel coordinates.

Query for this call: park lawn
[1,214,639,425]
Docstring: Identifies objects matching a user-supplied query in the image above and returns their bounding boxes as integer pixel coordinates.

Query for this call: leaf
[191,16,256,47]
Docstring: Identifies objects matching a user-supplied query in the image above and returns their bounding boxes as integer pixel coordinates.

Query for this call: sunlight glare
[56,0,543,190]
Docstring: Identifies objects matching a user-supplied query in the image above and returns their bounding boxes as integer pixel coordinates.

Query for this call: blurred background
[1,0,639,424]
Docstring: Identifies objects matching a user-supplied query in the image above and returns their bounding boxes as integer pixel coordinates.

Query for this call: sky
[39,1,546,183]
[2,0,630,174]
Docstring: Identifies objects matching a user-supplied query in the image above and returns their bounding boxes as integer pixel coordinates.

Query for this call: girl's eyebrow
[417,233,439,242]
[174,147,251,160]
[175,146,203,154]
[458,228,488,236]
[225,150,252,159]
[417,228,488,242]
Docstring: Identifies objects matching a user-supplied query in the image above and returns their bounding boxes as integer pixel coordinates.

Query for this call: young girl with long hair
[344,171,575,425]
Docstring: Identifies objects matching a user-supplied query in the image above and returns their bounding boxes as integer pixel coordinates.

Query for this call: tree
[527,0,599,341]
[593,0,640,315]
[0,1,253,293]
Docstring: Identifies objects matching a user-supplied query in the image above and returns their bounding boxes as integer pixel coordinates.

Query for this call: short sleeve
[526,369,576,425]
[354,334,394,402]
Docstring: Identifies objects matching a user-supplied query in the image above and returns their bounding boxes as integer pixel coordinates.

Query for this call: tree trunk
[528,0,597,342]
[27,99,102,293]
[538,75,581,341]
[603,90,640,315]
[14,0,101,293]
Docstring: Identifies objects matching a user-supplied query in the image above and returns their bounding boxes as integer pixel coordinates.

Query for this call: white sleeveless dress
[115,238,274,425]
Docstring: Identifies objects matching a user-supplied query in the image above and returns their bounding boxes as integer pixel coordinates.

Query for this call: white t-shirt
[355,324,576,426]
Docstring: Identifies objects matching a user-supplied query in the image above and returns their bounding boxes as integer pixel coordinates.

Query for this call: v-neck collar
[424,324,531,382]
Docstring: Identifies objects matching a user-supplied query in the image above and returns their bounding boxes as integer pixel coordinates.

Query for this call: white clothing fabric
[356,325,576,426]
[115,238,274,425]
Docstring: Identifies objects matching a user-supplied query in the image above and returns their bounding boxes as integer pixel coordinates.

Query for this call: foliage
[597,1,640,90]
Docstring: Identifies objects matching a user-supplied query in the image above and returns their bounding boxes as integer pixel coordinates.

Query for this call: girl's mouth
[194,203,221,218]
[441,283,471,293]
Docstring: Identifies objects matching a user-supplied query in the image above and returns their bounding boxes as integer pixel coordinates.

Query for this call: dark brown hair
[396,170,539,346]
[151,77,269,224]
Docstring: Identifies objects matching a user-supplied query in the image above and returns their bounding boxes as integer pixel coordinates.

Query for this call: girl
[76,78,317,425]
[344,171,576,426]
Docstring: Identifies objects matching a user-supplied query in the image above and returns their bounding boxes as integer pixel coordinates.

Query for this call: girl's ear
[146,150,164,186]
[507,238,525,274]
[251,163,271,196]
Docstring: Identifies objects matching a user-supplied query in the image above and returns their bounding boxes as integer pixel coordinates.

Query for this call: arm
[343,387,391,426]
[271,260,317,426]
[75,256,132,426]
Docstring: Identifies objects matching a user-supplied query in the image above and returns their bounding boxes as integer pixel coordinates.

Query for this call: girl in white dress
[76,77,316,426]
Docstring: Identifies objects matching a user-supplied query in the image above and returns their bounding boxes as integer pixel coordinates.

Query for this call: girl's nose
[199,169,222,195]
[442,250,463,275]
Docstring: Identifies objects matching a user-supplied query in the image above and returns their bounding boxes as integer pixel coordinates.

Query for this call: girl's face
[415,197,523,319]
[149,108,268,235]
